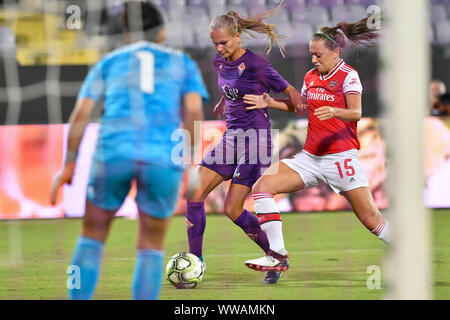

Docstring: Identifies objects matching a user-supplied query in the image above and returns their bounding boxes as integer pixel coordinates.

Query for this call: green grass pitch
[0,210,449,300]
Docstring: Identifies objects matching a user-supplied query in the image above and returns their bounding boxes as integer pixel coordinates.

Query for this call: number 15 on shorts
[335,159,355,179]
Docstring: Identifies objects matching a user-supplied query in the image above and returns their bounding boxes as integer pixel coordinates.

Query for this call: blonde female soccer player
[185,4,302,285]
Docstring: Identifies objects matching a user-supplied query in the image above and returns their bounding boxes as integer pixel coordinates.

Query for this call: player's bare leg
[341,187,390,244]
[223,183,271,255]
[253,161,306,194]
[224,183,251,221]
[81,200,116,242]
[245,162,305,283]
[188,165,224,202]
[136,211,171,250]
[69,201,117,299]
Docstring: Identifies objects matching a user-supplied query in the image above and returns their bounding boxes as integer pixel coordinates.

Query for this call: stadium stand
[0,0,449,59]
[0,26,16,58]
[435,20,450,44]
[0,0,450,124]
[330,3,366,24]
[431,3,448,23]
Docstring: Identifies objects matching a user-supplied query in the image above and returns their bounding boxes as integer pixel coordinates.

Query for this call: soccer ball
[165,252,205,289]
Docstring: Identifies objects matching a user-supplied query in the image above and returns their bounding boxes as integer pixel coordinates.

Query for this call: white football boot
[245,250,289,272]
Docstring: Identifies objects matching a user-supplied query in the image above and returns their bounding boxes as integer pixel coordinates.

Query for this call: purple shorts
[200,128,272,187]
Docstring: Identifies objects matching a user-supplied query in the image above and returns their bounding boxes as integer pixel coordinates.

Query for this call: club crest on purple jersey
[238,62,246,77]
[213,49,289,130]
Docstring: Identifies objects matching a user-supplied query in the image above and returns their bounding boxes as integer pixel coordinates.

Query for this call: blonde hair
[209,1,287,57]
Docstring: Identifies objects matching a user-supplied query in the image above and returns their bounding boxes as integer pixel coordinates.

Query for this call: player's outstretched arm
[50,98,95,205]
[314,93,362,121]
[213,96,225,120]
[244,93,291,111]
[244,85,306,113]
[182,92,204,198]
[282,85,305,113]
[183,92,204,150]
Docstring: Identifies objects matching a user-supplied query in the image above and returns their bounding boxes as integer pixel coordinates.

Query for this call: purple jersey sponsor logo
[221,85,239,101]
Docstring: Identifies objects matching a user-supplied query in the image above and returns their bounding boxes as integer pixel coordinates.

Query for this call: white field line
[1,247,449,266]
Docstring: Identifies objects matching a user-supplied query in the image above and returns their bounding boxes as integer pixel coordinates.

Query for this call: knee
[81,203,115,241]
[224,203,242,221]
[251,178,274,195]
[358,209,382,231]
[83,213,111,233]
[82,217,110,242]
[188,192,205,202]
[187,169,215,202]
[187,182,209,202]
[137,214,168,250]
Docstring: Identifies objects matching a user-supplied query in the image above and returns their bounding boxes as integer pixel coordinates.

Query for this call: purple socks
[186,201,206,259]
[186,203,270,259]
[234,210,270,254]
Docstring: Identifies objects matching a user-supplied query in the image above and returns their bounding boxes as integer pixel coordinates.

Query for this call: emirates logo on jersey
[238,62,246,77]
[307,88,335,102]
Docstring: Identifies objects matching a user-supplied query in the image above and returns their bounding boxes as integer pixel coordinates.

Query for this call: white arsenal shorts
[281,149,369,194]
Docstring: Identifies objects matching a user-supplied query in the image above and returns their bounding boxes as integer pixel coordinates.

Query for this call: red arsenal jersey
[301,59,363,156]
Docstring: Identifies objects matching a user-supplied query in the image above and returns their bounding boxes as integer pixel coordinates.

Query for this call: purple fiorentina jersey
[213,49,289,129]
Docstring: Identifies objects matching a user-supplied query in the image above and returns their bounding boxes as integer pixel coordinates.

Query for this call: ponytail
[312,16,379,50]
[210,1,287,57]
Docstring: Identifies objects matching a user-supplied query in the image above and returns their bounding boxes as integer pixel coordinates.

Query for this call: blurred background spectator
[429,79,447,115]
[433,92,450,116]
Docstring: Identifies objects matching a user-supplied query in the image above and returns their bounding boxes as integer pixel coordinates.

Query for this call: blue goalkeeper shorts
[87,159,183,219]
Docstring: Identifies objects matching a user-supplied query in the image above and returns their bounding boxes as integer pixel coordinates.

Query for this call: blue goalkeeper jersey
[78,41,209,167]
